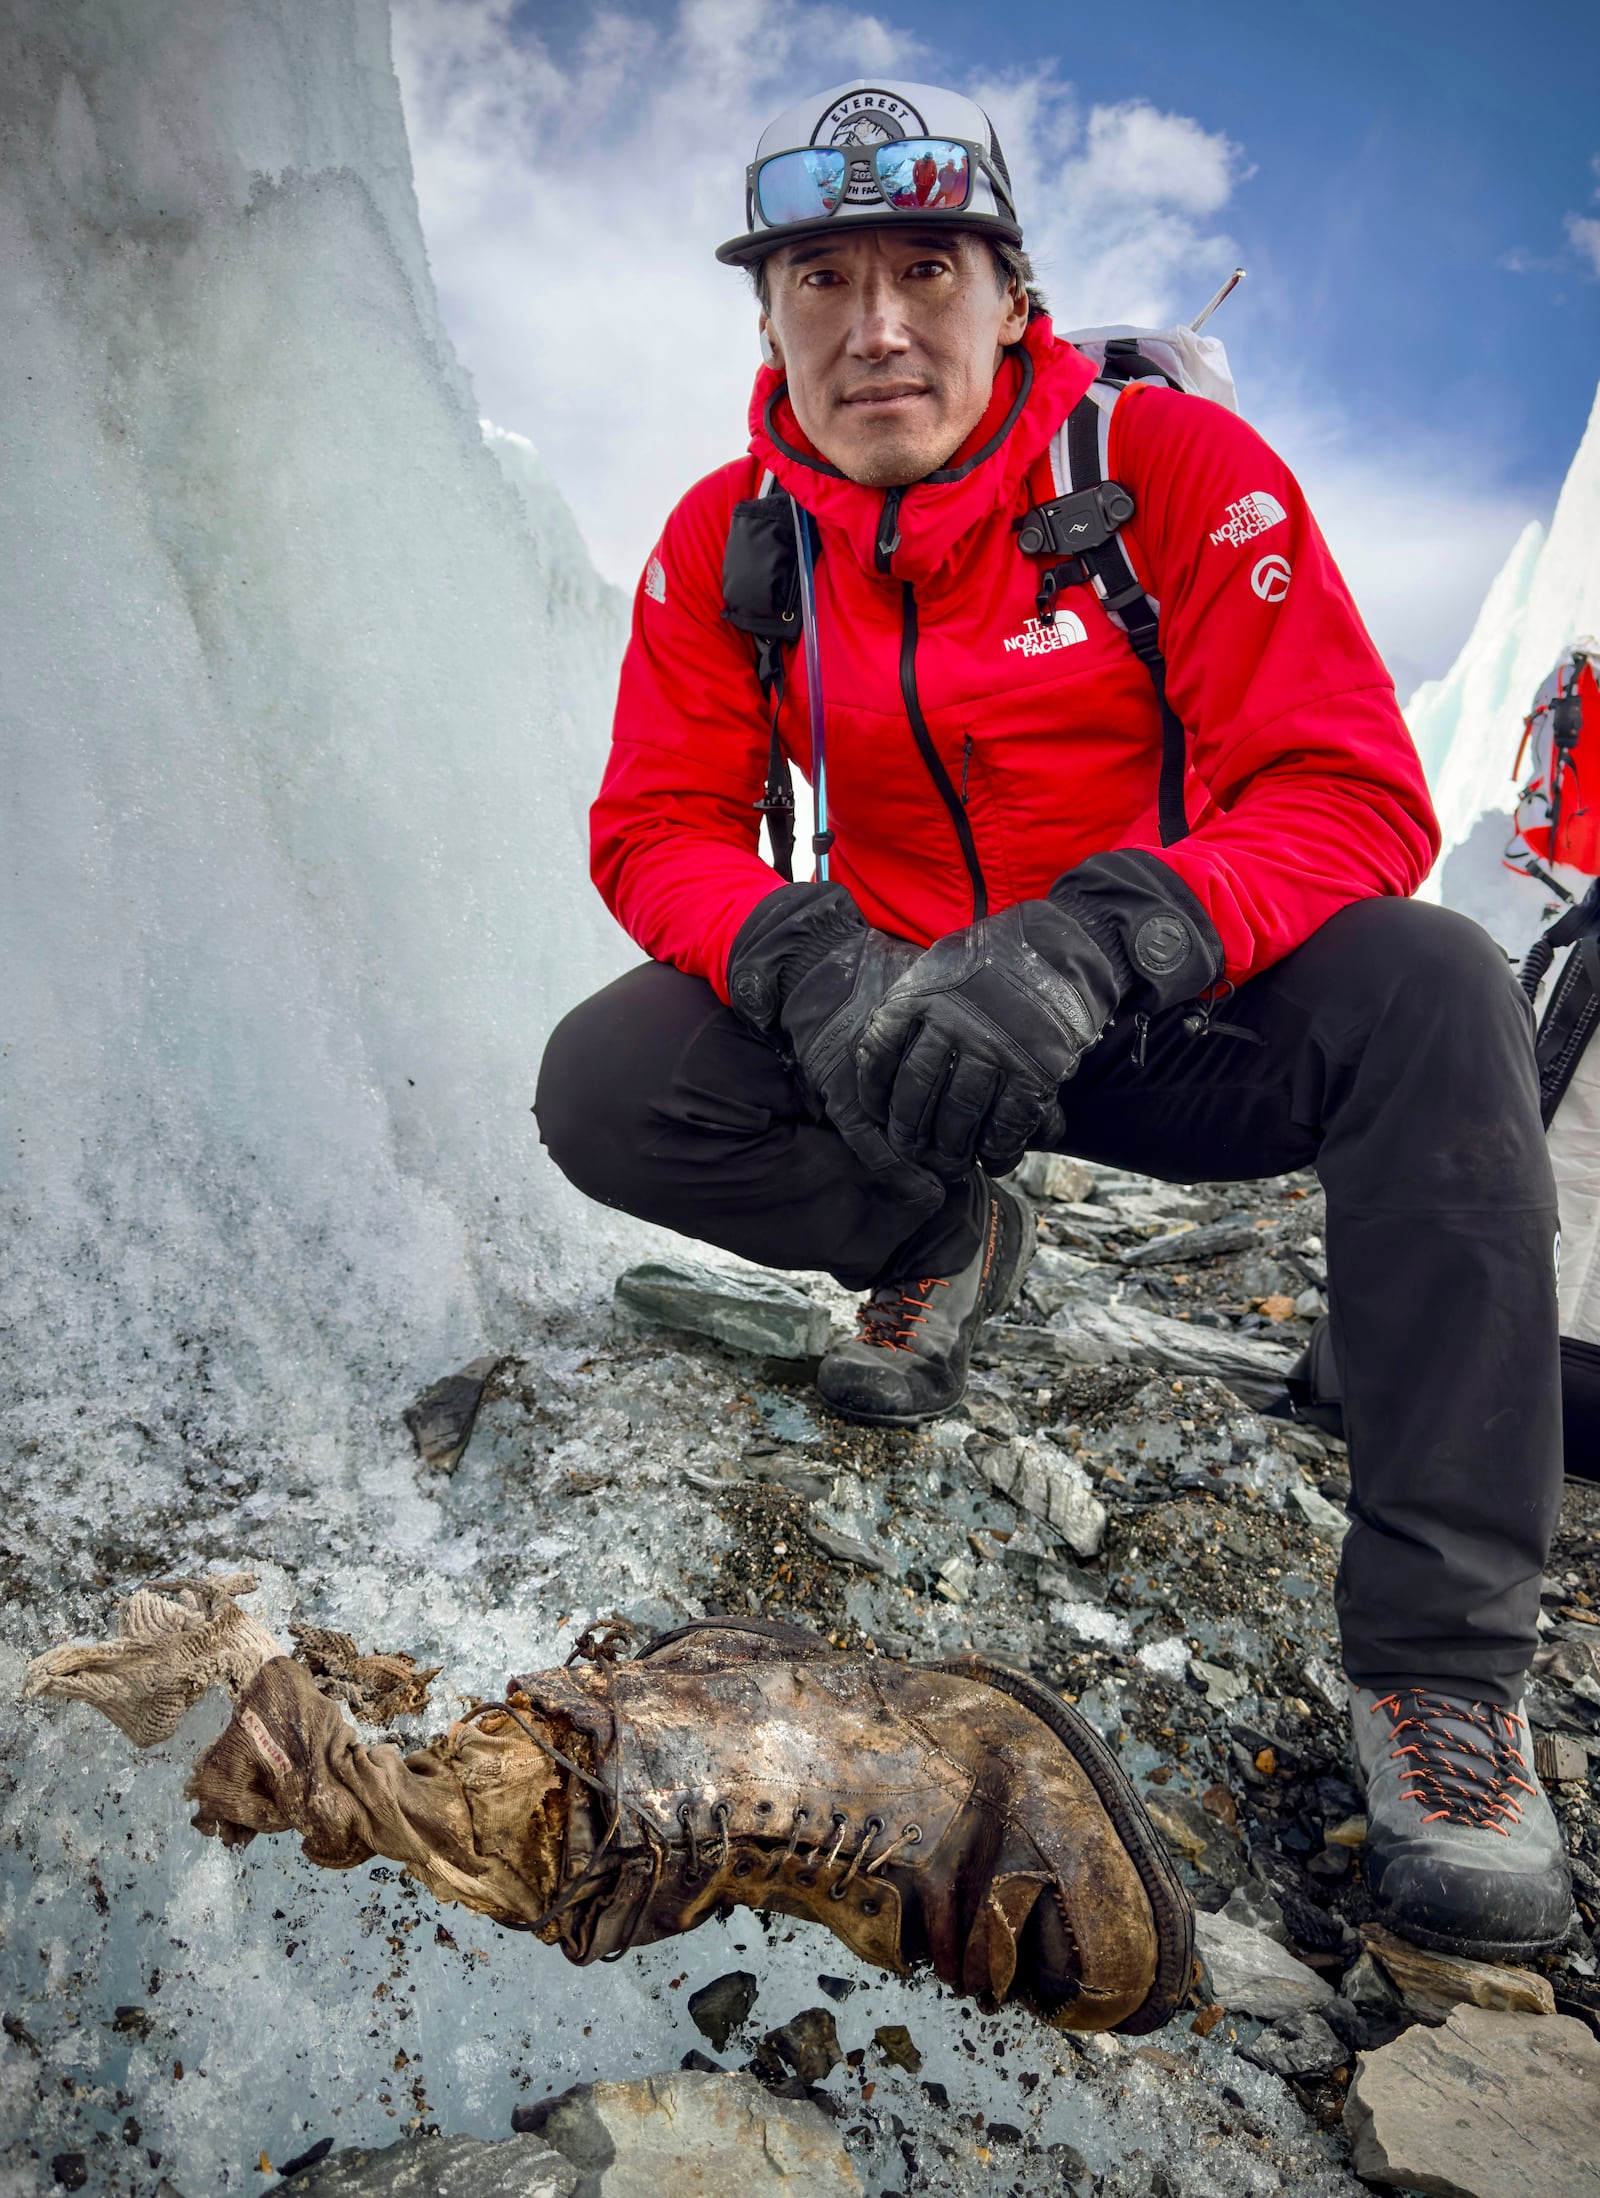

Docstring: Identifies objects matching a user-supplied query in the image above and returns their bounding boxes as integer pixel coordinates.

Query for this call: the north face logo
[1209,491,1286,548]
[1004,611,1086,657]
[643,553,667,604]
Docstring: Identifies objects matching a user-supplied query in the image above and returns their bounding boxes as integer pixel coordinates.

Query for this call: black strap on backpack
[721,477,816,883]
[1014,344,1189,846]
[1523,878,1600,1126]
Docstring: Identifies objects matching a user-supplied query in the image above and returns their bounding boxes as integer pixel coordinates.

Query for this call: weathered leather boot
[28,1597,1193,2034]
[179,1615,1190,2034]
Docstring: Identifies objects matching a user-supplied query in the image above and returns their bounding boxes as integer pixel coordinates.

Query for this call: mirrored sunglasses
[752,137,1012,229]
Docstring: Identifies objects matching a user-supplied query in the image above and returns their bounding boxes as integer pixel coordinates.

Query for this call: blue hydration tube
[790,497,831,882]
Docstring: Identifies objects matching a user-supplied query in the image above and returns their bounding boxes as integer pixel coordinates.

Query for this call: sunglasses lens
[757,149,847,225]
[874,139,972,212]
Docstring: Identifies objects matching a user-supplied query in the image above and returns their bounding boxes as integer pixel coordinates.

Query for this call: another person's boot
[815,1174,1035,1426]
[1350,1684,1575,1958]
[28,1592,1192,2035]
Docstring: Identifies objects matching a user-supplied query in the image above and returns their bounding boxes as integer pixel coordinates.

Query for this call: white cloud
[392,2,1248,584]
[391,0,1555,687]
[391,0,925,585]
[1249,392,1542,701]
[1565,212,1600,278]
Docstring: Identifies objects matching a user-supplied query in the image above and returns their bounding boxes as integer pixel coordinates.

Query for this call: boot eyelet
[795,1869,816,1886]
[864,1815,884,1836]
[753,1800,773,1815]
[733,1857,753,1878]
[861,1898,880,1915]
[827,1881,849,1902]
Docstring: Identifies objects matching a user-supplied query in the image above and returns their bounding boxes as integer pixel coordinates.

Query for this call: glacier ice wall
[0,0,636,1478]
[1406,381,1600,947]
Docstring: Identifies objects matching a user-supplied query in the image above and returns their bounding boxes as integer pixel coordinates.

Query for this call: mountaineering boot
[815,1172,1035,1426]
[1351,1684,1575,1959]
[27,1592,1192,2035]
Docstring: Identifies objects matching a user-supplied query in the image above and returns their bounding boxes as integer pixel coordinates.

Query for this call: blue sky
[394,0,1599,696]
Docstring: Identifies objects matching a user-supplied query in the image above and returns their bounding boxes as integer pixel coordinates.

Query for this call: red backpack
[1511,641,1600,880]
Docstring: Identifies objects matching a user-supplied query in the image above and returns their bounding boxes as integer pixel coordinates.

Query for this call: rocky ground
[6,1158,1600,2196]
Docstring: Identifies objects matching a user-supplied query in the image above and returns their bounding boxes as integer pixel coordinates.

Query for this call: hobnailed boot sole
[640,1616,1193,2035]
[819,1178,1038,1431]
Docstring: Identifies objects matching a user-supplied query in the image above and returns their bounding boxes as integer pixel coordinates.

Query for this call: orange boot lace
[853,1277,950,1353]
[1369,1689,1541,1835]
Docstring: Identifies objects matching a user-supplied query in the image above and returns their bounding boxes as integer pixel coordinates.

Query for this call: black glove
[856,852,1222,1179]
[727,884,945,1216]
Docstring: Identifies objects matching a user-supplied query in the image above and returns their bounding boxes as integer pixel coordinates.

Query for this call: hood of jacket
[747,315,1094,594]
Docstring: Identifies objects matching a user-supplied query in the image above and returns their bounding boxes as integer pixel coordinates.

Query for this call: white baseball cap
[715,78,1023,268]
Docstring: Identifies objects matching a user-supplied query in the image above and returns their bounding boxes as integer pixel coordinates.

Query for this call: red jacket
[592,318,1438,1001]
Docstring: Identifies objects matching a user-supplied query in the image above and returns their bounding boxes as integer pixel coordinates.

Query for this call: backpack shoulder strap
[722,473,800,882]
[1528,882,1600,1126]
[1034,383,1188,846]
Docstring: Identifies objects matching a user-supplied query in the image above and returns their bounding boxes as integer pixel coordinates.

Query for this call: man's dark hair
[751,238,1048,322]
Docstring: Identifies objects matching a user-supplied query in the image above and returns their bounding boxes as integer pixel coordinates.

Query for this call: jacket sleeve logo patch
[1209,491,1287,548]
[1251,553,1292,603]
[643,553,667,605]
[1004,610,1087,657]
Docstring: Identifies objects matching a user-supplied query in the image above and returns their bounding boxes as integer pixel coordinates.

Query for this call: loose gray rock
[1190,1657,1250,1709]
[1121,1221,1270,1268]
[956,1379,1020,1438]
[804,1520,896,1574]
[687,1970,758,2053]
[278,2132,577,2195]
[1012,1152,1097,1204]
[982,1301,1296,1403]
[1288,1481,1350,1543]
[1302,1654,1348,1714]
[1344,2002,1600,2196]
[614,1261,829,1361]
[1142,1792,1248,1892]
[970,1436,1107,1558]
[1194,1909,1336,2019]
[1222,1881,1289,1946]
[1361,1923,1557,2020]
[1341,1951,1405,2020]
[762,2005,843,2085]
[403,1355,500,1473]
[1023,1243,1105,1315]
[1239,2009,1347,2078]
[519,2070,859,2197]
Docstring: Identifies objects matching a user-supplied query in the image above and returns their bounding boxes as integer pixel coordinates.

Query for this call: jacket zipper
[899,581,987,921]
[875,487,903,574]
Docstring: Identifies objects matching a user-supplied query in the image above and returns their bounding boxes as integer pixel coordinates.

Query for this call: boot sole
[931,1653,1194,2035]
[637,1614,830,1660]
[1367,1902,1577,1964]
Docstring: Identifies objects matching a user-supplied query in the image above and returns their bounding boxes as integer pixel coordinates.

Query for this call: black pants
[537,899,1561,1704]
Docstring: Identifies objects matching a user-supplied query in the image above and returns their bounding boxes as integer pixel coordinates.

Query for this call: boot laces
[1371,1689,1540,1835]
[854,1276,949,1352]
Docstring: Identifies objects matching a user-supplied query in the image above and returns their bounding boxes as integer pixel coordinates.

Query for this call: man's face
[761,228,1028,488]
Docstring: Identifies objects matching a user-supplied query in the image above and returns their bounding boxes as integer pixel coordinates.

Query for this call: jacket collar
[747,317,1093,592]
